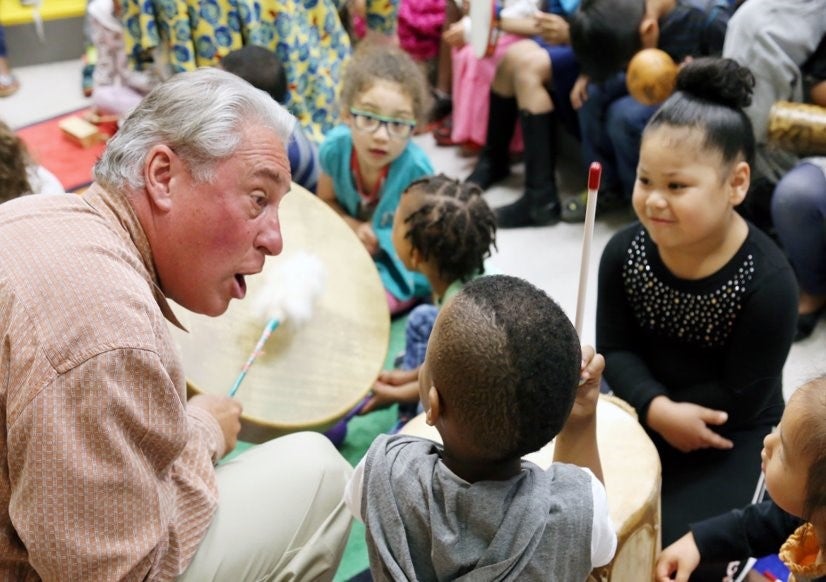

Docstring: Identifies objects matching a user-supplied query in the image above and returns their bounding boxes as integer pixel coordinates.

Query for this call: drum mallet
[574,162,602,338]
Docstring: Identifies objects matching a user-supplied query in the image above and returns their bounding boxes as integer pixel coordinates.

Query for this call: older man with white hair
[0,68,352,581]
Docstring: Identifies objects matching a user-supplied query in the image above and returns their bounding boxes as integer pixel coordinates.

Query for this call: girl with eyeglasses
[318,42,435,315]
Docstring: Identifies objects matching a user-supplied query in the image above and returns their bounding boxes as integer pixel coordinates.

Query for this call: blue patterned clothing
[288,126,319,192]
[120,0,399,143]
[319,125,433,302]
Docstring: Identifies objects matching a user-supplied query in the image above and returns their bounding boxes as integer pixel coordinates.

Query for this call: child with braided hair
[360,174,497,421]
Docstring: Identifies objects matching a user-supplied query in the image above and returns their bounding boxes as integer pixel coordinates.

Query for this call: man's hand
[655,532,701,581]
[647,396,733,453]
[189,394,243,456]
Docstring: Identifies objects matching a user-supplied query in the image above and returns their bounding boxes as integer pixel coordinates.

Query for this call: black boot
[495,110,561,228]
[465,92,518,189]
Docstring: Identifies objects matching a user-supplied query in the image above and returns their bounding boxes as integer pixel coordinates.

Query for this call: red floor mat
[16,109,111,193]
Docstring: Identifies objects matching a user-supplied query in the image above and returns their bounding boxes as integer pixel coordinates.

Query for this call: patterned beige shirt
[0,184,225,580]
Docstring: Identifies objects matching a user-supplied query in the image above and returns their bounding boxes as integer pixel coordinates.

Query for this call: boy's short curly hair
[402,175,496,285]
[0,120,33,203]
[431,275,581,462]
[340,42,431,124]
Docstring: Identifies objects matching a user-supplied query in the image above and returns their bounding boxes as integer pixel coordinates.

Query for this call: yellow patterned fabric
[120,0,398,143]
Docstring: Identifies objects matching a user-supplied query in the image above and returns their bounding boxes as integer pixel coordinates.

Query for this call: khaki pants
[179,432,354,582]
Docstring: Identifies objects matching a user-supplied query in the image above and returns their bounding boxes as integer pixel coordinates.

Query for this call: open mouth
[234,274,247,298]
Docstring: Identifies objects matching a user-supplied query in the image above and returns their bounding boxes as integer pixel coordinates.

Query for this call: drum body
[768,101,826,156]
[170,184,390,443]
[400,395,661,580]
[469,0,498,58]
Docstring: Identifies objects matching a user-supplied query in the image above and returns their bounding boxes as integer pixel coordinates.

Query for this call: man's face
[155,124,291,316]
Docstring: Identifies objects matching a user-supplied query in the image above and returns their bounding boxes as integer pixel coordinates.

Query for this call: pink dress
[450,33,524,151]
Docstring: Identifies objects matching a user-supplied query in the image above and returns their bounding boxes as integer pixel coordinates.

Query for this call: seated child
[596,58,798,550]
[359,174,497,424]
[345,275,617,580]
[656,376,826,581]
[86,0,159,119]
[317,43,434,315]
[220,45,320,193]
[0,119,64,202]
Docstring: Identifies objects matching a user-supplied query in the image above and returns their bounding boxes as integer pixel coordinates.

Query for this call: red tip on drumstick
[588,162,602,192]
[575,163,602,337]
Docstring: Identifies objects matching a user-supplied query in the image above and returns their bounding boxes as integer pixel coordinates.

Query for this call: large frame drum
[399,395,661,580]
[169,184,390,443]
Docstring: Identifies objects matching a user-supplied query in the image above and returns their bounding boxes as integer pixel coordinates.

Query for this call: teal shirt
[319,125,433,301]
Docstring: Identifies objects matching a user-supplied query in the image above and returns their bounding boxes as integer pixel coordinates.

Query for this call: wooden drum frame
[169,184,390,443]
[399,394,662,580]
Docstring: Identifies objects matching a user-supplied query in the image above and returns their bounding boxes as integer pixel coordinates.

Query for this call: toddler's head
[762,377,826,522]
[392,175,496,285]
[220,45,288,104]
[420,275,581,465]
[340,44,430,169]
[0,119,33,203]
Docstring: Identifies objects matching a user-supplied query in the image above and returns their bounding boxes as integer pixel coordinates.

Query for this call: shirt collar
[81,183,186,330]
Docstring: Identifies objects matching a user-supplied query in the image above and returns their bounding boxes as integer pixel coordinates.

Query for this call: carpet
[16,108,109,193]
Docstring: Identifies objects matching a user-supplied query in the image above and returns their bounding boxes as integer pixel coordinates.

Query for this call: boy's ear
[639,17,659,49]
[409,247,424,269]
[425,385,441,426]
[728,160,750,206]
[144,144,176,213]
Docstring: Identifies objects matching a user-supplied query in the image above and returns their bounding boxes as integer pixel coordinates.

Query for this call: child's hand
[654,532,700,581]
[355,222,379,255]
[361,369,421,414]
[566,345,604,427]
[570,74,590,110]
[647,397,734,453]
[442,21,466,48]
[534,13,570,45]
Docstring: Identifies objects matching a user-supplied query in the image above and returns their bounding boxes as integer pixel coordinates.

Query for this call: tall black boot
[465,92,518,190]
[495,110,560,228]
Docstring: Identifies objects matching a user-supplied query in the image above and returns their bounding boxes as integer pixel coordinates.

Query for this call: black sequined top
[597,222,797,433]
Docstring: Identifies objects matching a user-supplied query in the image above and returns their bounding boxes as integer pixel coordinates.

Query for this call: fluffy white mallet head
[252,251,327,326]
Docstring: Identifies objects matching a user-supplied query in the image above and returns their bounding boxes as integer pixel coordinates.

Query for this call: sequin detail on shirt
[622,229,754,347]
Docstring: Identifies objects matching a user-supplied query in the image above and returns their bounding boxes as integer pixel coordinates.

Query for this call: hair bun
[675,57,754,110]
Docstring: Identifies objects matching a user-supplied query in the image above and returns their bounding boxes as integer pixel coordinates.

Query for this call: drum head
[170,184,390,443]
[470,0,496,59]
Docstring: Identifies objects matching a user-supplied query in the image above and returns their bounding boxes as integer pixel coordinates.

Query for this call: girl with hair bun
[596,58,799,557]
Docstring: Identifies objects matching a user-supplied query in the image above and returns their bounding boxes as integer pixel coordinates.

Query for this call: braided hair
[402,174,497,285]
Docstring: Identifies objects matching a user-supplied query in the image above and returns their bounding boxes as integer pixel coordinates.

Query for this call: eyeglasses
[350,108,416,139]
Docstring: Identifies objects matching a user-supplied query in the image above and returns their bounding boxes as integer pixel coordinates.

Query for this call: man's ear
[728,160,750,207]
[639,17,659,49]
[426,385,441,426]
[144,144,176,213]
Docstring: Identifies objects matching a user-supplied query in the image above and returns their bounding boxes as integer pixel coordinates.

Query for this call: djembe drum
[469,0,499,59]
[399,394,662,581]
[168,184,390,443]
[768,101,826,156]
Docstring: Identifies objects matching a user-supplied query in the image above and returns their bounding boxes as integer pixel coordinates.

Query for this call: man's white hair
[94,67,296,191]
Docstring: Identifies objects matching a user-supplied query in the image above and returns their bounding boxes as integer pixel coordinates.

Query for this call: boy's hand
[566,345,604,426]
[360,369,421,414]
[189,394,243,457]
[654,532,700,581]
[570,74,590,110]
[647,396,734,453]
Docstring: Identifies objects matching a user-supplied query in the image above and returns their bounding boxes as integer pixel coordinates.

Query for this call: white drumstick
[574,162,602,337]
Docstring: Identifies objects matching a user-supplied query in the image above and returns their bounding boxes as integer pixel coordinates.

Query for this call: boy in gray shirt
[344,275,616,580]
